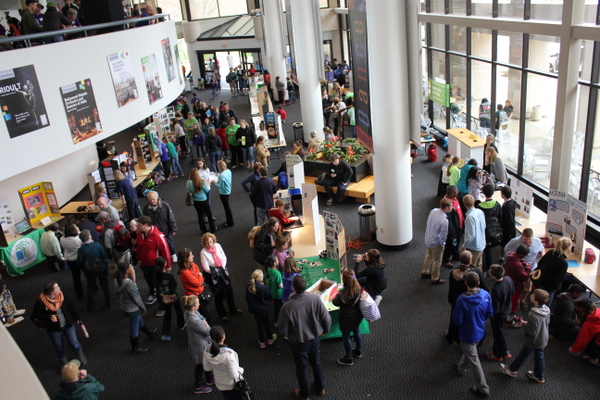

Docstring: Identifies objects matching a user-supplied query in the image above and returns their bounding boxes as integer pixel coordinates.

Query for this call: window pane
[584,2,598,24]
[320,0,329,8]
[589,90,600,217]
[497,31,523,67]
[522,73,557,188]
[530,1,563,22]
[431,0,444,13]
[579,40,596,82]
[218,0,248,17]
[570,85,589,199]
[431,51,447,128]
[472,28,492,60]
[499,0,525,19]
[470,60,491,131]
[450,55,467,128]
[190,0,218,19]
[472,0,493,17]
[160,0,183,21]
[450,0,467,14]
[450,25,467,54]
[495,66,521,171]
[431,23,445,50]
[528,34,560,74]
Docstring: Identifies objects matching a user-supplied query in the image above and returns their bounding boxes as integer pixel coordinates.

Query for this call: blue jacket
[215,169,232,195]
[76,242,108,276]
[245,281,271,315]
[452,289,493,343]
[457,164,474,194]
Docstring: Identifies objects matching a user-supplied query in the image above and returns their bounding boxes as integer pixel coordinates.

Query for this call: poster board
[323,210,347,275]
[141,54,163,105]
[301,183,320,245]
[18,182,61,225]
[161,38,176,83]
[287,155,304,188]
[510,177,533,219]
[60,79,103,144]
[0,198,15,237]
[546,189,587,256]
[106,50,139,107]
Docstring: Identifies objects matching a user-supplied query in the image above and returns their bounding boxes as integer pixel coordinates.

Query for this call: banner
[60,79,103,144]
[141,54,163,105]
[162,38,176,83]
[428,78,450,107]
[0,65,50,138]
[348,0,373,153]
[0,228,45,276]
[107,50,139,107]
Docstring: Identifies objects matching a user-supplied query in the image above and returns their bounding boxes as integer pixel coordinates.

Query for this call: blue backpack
[278,172,289,189]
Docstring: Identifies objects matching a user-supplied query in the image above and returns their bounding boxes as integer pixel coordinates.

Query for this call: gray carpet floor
[4,86,600,399]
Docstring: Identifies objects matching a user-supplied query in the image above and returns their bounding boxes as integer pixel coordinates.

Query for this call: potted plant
[304,138,371,182]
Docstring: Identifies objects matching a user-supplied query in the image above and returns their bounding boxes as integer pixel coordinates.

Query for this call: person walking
[76,229,111,312]
[278,275,332,400]
[143,191,177,262]
[155,257,185,341]
[136,216,171,306]
[421,198,453,284]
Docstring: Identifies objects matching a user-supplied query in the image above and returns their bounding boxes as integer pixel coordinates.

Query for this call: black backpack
[82,248,104,274]
[485,216,503,247]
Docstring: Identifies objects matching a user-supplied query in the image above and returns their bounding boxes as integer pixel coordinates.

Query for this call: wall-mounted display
[141,54,163,105]
[0,65,49,139]
[162,38,176,83]
[107,50,139,107]
[60,79,103,144]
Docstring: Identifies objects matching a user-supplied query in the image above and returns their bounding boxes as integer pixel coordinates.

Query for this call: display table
[289,215,326,258]
[133,159,161,187]
[446,128,486,166]
[299,256,370,339]
[59,199,124,219]
[0,228,47,276]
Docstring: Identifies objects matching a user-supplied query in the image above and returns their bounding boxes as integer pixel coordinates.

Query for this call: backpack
[112,224,131,252]
[485,216,503,247]
[247,226,262,248]
[82,248,104,274]
[277,171,289,189]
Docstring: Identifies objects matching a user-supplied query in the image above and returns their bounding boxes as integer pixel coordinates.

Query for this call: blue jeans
[243,146,255,163]
[47,325,81,360]
[171,155,184,176]
[256,207,267,225]
[209,151,221,172]
[491,314,509,357]
[187,137,196,159]
[509,345,545,379]
[323,177,349,203]
[342,328,362,358]
[289,338,325,399]
[129,314,145,338]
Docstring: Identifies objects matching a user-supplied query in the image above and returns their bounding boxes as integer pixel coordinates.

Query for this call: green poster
[0,228,46,276]
[428,79,450,107]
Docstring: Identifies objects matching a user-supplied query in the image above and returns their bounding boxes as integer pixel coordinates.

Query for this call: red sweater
[504,251,530,292]
[137,226,171,269]
[179,262,205,296]
[572,308,600,353]
[268,208,295,233]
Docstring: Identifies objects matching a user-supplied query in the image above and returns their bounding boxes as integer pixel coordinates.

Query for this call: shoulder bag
[199,283,213,305]
[359,290,381,322]
[234,373,255,400]
[185,192,194,206]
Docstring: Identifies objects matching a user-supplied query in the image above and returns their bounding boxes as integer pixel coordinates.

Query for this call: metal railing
[0,13,170,48]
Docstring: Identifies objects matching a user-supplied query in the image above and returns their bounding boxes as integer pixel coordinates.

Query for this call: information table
[299,256,370,339]
[446,128,486,166]
[0,228,46,276]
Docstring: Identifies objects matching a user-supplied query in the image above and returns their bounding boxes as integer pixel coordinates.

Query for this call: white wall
[0,21,183,221]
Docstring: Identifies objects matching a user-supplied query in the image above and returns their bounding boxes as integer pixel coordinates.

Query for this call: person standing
[143,191,177,261]
[452,272,493,398]
[332,269,364,366]
[74,214,99,243]
[41,223,66,271]
[77,229,111,312]
[166,136,185,178]
[155,257,185,342]
[421,198,453,285]
[245,270,277,349]
[159,138,172,180]
[203,326,244,400]
[251,167,277,225]
[477,184,503,273]
[486,264,515,362]
[215,160,234,227]
[60,224,83,299]
[237,119,255,170]
[501,289,551,384]
[265,255,283,324]
[278,275,332,400]
[322,154,353,206]
[115,169,141,220]
[181,295,214,395]
[225,118,242,169]
[462,195,486,270]
[187,168,216,234]
[441,185,464,268]
[534,237,572,307]
[136,216,171,305]
[499,186,516,261]
[504,228,545,270]
[275,76,285,104]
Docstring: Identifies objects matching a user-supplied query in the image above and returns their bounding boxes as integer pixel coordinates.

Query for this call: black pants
[491,314,509,357]
[193,200,216,233]
[160,299,185,336]
[230,145,243,166]
[67,260,83,299]
[195,363,214,388]
[324,111,332,128]
[442,235,460,263]
[86,270,111,310]
[213,283,238,319]
[179,136,188,155]
[162,159,172,177]
[219,194,234,226]
[141,265,157,298]
[253,312,272,343]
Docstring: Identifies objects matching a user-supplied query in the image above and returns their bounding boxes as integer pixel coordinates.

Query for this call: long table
[447,128,486,166]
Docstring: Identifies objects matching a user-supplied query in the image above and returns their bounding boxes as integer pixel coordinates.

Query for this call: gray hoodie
[525,305,550,349]
[116,278,146,313]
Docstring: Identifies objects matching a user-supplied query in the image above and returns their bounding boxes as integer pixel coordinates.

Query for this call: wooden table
[59,199,124,219]
[289,215,326,259]
[133,159,161,187]
[446,128,486,166]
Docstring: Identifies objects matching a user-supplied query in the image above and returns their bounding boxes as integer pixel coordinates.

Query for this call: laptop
[14,219,35,235]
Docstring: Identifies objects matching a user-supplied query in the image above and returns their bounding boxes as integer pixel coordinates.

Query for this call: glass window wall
[450,0,467,15]
[495,66,521,170]
[530,1,563,22]
[450,25,467,54]
[589,90,600,216]
[431,50,447,128]
[529,34,560,74]
[189,0,247,20]
[472,0,493,17]
[450,55,467,128]
[472,28,492,60]
[497,31,523,67]
[470,60,492,131]
[431,23,445,50]
[498,0,525,19]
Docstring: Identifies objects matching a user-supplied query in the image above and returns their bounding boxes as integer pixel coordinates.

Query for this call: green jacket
[52,375,105,400]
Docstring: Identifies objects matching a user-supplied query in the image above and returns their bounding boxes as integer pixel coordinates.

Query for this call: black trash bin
[292,122,304,142]
[358,204,376,241]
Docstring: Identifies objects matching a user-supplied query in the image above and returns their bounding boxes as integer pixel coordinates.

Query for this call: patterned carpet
[4,88,600,399]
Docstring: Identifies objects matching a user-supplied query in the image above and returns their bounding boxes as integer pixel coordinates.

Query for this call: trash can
[358,204,376,241]
[293,122,304,142]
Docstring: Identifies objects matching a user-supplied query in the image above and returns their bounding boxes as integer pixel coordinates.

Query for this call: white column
[367,0,413,246]
[287,0,325,142]
[261,0,287,103]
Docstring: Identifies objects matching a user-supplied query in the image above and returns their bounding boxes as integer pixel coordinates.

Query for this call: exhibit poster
[174,44,183,85]
[546,189,587,256]
[161,38,176,83]
[0,65,49,138]
[107,50,139,107]
[141,54,163,105]
[60,79,103,144]
[18,182,60,225]
[0,197,15,235]
[510,177,533,219]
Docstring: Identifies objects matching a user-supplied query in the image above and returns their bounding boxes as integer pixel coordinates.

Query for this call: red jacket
[179,263,205,296]
[137,226,171,269]
[572,308,600,353]
[268,207,295,233]
[504,251,531,292]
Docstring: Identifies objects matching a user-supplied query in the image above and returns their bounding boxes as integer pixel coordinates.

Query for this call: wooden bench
[304,175,375,203]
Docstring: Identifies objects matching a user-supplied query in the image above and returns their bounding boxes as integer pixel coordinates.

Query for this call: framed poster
[107,50,139,107]
[141,54,163,105]
[161,38,176,82]
[60,79,103,144]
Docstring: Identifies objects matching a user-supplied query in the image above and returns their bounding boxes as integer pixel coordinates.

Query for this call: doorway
[197,49,263,87]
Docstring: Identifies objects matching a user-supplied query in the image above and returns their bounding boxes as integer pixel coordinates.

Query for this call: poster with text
[0,65,49,138]
[107,50,139,107]
[141,54,163,105]
[60,79,103,144]
[510,177,533,219]
[162,38,176,82]
[546,190,587,256]
[174,44,183,85]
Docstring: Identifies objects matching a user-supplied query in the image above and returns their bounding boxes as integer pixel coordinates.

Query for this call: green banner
[428,78,450,107]
[0,228,46,276]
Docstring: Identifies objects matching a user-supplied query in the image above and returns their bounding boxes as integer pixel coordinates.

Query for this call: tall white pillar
[366,0,413,246]
[261,0,287,103]
[287,0,325,142]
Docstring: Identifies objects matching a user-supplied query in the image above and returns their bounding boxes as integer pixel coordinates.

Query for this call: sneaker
[326,199,333,206]
[160,335,171,342]
[500,363,518,378]
[352,349,363,358]
[337,356,354,366]
[267,334,277,345]
[171,254,178,263]
[194,386,213,394]
[526,371,545,383]
[145,295,157,305]
[504,352,513,358]
[259,341,266,349]
[156,310,166,317]
[485,352,504,362]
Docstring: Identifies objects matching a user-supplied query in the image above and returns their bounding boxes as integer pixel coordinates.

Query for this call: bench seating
[304,175,375,203]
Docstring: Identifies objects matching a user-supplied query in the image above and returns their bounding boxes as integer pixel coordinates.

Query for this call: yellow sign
[18,182,60,225]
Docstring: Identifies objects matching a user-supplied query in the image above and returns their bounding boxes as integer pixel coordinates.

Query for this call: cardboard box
[307,278,338,306]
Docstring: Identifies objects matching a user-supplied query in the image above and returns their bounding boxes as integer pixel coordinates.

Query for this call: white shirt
[200,243,227,273]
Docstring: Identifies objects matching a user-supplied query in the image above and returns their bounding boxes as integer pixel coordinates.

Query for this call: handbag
[199,283,213,305]
[234,374,255,400]
[161,294,177,304]
[359,290,381,322]
[185,192,194,206]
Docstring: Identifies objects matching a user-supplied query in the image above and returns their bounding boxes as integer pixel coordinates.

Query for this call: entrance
[196,49,262,87]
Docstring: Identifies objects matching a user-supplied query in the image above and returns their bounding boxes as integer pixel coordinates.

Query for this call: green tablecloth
[0,228,46,276]
[298,256,370,339]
